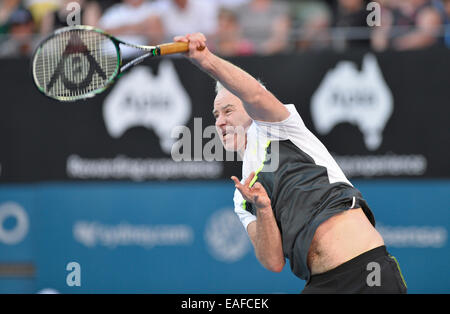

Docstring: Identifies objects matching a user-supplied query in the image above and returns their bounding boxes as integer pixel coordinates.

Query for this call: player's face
[213,89,252,152]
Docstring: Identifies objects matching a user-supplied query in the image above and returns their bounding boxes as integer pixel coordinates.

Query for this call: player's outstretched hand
[231,172,271,210]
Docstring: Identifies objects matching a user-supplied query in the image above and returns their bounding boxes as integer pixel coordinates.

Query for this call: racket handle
[159,42,189,55]
[158,42,206,55]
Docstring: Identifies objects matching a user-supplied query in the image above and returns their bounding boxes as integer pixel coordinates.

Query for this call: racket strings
[33,29,118,100]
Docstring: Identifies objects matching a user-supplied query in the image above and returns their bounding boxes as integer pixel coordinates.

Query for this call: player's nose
[215,113,227,128]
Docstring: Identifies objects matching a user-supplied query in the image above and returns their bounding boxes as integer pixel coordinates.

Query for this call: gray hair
[215,81,226,95]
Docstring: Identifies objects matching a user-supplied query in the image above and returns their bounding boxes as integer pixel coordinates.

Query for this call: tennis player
[175,33,407,293]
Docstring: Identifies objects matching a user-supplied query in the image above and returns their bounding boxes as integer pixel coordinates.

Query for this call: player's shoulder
[280,104,301,121]
[284,103,298,113]
[250,104,306,141]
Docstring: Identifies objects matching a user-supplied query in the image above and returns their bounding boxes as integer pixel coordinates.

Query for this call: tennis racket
[32,25,198,102]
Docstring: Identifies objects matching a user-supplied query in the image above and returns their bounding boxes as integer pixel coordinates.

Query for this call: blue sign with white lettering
[0,180,449,293]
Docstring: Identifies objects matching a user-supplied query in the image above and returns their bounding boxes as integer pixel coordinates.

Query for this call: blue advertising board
[0,180,449,293]
[0,188,36,293]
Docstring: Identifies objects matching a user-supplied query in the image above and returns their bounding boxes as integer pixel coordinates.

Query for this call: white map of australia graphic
[311,54,393,151]
[103,60,192,154]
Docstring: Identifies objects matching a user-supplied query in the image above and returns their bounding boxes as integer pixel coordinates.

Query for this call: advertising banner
[0,181,449,293]
[0,49,449,182]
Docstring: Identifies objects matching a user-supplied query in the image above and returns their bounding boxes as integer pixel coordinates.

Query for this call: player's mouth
[222,131,230,142]
[220,126,240,145]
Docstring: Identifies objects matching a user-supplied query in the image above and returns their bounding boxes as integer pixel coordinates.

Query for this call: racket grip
[158,42,206,55]
[159,42,189,55]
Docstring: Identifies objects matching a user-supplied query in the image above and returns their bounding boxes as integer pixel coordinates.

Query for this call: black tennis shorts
[302,246,407,294]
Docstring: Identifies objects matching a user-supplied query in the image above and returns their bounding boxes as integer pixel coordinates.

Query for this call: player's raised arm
[174,33,290,122]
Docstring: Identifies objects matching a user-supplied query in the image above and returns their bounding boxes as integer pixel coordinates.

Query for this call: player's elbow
[255,250,285,273]
[265,259,285,273]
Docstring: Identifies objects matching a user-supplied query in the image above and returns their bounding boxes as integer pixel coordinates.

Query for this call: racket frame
[32,25,172,102]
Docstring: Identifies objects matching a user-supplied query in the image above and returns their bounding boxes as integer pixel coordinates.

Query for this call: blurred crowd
[1,0,450,57]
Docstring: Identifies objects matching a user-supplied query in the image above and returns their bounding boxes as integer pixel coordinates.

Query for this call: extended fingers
[231,176,247,199]
[231,176,241,187]
[231,172,254,188]
[231,173,257,199]
[243,172,255,187]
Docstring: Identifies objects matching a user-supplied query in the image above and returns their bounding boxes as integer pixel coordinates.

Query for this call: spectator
[234,0,291,55]
[370,0,396,51]
[212,0,250,10]
[25,0,59,27]
[372,0,443,51]
[98,0,166,57]
[209,7,254,56]
[158,0,218,41]
[0,0,22,34]
[292,0,332,51]
[438,0,450,47]
[331,0,372,49]
[0,7,39,57]
[40,0,101,34]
